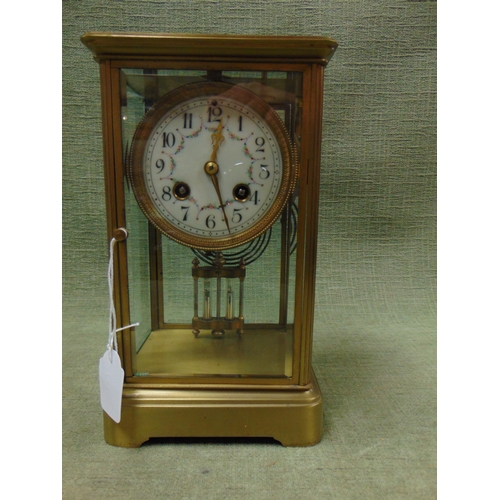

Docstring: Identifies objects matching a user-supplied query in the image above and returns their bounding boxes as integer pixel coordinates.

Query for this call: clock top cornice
[81,32,337,65]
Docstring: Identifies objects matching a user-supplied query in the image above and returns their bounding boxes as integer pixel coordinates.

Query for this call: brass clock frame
[127,81,297,251]
[82,32,337,447]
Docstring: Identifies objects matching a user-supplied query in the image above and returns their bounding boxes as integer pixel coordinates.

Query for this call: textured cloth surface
[63,1,436,498]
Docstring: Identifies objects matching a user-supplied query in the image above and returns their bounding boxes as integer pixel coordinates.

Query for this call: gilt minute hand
[209,172,230,234]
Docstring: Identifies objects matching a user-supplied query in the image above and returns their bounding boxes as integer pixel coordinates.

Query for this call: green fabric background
[63,1,436,498]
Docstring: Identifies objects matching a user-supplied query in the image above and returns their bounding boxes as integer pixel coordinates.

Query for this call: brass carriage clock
[82,33,337,447]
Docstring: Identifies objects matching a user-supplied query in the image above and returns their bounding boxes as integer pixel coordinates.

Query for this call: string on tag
[107,237,139,361]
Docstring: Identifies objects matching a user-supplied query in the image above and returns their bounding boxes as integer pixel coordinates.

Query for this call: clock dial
[128,82,296,250]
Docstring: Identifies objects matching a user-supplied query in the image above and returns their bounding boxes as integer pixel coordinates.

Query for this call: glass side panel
[122,71,154,352]
[120,68,302,380]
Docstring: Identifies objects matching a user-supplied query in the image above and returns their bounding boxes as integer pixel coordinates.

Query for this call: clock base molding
[103,369,323,448]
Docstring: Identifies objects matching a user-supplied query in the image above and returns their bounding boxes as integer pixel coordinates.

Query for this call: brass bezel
[127,81,297,250]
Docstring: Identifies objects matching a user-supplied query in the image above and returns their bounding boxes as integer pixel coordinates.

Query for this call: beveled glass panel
[119,68,303,380]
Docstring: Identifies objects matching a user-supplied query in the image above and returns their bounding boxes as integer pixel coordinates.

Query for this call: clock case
[82,33,337,447]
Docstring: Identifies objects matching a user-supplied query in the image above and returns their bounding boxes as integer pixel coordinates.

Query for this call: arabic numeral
[162,185,172,201]
[250,191,259,205]
[181,206,190,221]
[255,137,265,152]
[208,106,222,122]
[183,113,193,129]
[259,164,270,179]
[206,214,216,229]
[162,132,176,148]
[156,158,165,173]
[232,208,243,224]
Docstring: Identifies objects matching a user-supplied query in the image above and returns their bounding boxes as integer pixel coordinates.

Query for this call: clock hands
[206,164,231,234]
[210,120,225,161]
[204,121,231,234]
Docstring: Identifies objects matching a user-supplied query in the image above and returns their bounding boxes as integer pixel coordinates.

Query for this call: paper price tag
[99,349,124,423]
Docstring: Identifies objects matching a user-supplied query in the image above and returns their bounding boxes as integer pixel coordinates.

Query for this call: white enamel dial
[128,82,296,250]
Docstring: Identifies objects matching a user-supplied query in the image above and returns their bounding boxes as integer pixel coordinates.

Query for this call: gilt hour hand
[210,120,225,162]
